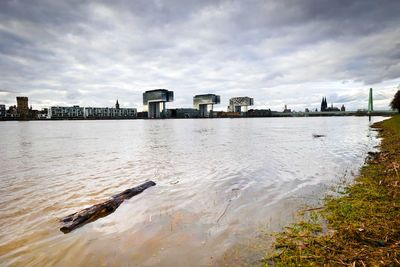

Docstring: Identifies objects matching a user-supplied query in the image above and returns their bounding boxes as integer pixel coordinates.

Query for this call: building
[49,105,137,119]
[227,97,254,113]
[193,94,220,117]
[0,104,5,117]
[16,96,29,117]
[39,108,49,119]
[84,107,136,119]
[143,89,174,118]
[283,104,291,113]
[247,109,273,117]
[29,106,39,119]
[49,106,84,119]
[137,112,148,119]
[215,111,241,118]
[171,108,200,118]
[321,97,340,112]
[115,100,120,109]
[8,105,17,117]
[321,97,328,112]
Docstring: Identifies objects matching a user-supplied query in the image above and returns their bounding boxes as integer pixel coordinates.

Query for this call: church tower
[320,97,328,112]
[320,97,325,112]
[115,100,120,109]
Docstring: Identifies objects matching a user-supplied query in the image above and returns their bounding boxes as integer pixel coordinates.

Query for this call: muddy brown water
[0,117,384,266]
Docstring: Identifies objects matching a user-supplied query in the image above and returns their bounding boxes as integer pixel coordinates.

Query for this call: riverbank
[265,115,400,266]
[0,110,396,121]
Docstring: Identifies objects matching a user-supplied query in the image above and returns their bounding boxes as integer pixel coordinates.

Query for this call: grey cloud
[328,92,365,104]
[0,88,18,93]
[0,0,399,110]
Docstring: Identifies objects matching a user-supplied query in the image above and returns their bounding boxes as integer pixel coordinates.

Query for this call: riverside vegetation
[264,115,400,266]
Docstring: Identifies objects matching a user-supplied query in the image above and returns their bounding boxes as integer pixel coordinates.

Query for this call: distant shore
[0,110,397,121]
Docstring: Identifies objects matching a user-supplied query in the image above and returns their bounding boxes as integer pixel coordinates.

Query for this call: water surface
[0,117,384,266]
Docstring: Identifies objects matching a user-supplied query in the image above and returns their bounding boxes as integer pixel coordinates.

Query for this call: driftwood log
[60,181,156,233]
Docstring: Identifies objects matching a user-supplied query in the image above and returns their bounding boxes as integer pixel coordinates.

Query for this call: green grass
[382,114,400,136]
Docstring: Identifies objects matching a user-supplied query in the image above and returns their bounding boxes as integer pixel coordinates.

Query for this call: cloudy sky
[0,0,399,111]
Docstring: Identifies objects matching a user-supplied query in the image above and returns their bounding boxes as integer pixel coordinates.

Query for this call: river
[0,117,385,266]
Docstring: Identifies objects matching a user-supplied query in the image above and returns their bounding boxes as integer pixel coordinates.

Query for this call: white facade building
[49,106,84,119]
[48,106,137,119]
[84,107,136,118]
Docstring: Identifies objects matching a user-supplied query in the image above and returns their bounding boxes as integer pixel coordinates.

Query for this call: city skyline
[0,0,399,111]
[0,92,380,114]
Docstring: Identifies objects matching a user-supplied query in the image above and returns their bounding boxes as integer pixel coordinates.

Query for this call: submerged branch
[59,181,156,233]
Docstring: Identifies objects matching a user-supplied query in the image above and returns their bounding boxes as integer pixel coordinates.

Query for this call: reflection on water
[0,117,384,266]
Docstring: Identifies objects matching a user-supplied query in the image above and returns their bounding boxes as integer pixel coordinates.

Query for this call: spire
[115,100,120,109]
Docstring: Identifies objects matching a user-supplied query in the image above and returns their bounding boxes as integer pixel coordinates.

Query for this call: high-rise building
[16,96,29,117]
[143,89,174,118]
[193,94,220,117]
[227,97,253,112]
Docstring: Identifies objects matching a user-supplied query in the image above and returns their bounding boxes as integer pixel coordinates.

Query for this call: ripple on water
[0,117,386,266]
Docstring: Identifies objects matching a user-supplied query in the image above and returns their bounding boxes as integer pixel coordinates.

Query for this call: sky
[0,0,399,112]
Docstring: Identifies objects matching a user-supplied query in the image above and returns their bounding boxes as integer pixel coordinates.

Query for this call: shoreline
[263,115,400,266]
[0,111,397,121]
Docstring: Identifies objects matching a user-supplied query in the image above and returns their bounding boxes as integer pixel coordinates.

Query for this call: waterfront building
[84,107,136,119]
[227,97,254,113]
[48,105,136,119]
[136,112,148,119]
[7,105,17,117]
[49,106,84,119]
[170,108,200,118]
[16,96,29,117]
[247,109,273,117]
[38,113,49,119]
[215,111,241,118]
[143,89,174,118]
[38,108,49,119]
[283,104,291,113]
[0,104,5,117]
[29,106,39,119]
[193,94,220,117]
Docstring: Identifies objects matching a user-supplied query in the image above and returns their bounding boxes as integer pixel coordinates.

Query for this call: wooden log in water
[60,181,156,233]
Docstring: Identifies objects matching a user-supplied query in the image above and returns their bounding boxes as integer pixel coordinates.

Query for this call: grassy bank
[265,115,400,266]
